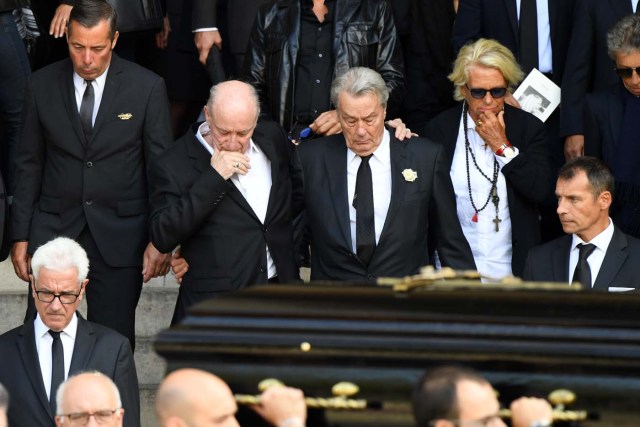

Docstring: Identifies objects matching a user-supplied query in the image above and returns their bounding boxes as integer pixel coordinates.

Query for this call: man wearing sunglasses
[413,365,552,427]
[583,14,640,239]
[426,38,553,280]
[0,237,140,427]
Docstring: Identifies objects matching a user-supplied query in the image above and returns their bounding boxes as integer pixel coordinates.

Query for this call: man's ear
[111,30,120,50]
[598,191,612,210]
[78,279,89,300]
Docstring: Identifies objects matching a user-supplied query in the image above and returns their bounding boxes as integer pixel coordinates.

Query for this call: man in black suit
[0,237,139,427]
[55,372,126,427]
[523,157,640,290]
[291,67,476,283]
[452,0,576,242]
[10,0,172,348]
[561,0,634,161]
[150,80,299,324]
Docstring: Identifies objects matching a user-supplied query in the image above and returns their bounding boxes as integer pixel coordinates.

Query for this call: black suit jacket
[149,121,299,291]
[452,0,576,83]
[11,54,172,266]
[523,226,640,289]
[560,0,631,137]
[425,104,553,277]
[291,132,476,283]
[583,85,623,168]
[191,0,217,29]
[0,316,140,427]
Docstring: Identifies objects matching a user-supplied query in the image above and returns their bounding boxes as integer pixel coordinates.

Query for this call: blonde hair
[449,38,524,101]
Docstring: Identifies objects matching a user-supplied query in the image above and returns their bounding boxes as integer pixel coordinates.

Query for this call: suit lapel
[594,227,628,290]
[552,235,572,283]
[440,105,463,168]
[607,90,624,153]
[504,0,519,49]
[91,54,122,142]
[609,0,633,19]
[60,60,86,146]
[378,134,408,244]
[548,0,558,49]
[68,315,96,374]
[17,322,53,421]
[253,132,279,223]
[324,137,353,250]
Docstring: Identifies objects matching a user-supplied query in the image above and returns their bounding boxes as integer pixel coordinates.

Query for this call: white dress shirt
[197,123,276,278]
[633,0,639,13]
[516,0,553,73]
[451,113,518,279]
[73,67,108,127]
[34,313,78,399]
[568,219,614,287]
[347,129,392,254]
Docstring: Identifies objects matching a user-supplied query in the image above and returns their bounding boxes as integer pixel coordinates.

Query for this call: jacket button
[86,161,93,167]
[367,274,375,281]
[85,200,92,205]
[262,226,267,233]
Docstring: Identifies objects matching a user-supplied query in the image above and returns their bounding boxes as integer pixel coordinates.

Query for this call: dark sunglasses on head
[614,67,640,79]
[466,85,508,99]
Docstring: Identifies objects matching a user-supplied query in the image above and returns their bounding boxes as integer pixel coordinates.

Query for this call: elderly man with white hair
[0,237,140,427]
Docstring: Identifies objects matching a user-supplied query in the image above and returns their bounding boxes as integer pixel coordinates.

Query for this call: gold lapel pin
[118,113,133,120]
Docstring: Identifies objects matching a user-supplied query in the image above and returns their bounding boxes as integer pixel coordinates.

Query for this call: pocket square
[118,113,133,120]
[608,287,635,293]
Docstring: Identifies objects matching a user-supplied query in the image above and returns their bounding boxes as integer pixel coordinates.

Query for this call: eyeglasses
[35,290,81,304]
[614,67,640,79]
[288,126,313,146]
[466,85,508,99]
[59,409,121,425]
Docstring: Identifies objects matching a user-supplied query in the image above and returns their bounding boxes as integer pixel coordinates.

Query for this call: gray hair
[206,80,261,122]
[607,14,640,59]
[330,67,389,109]
[56,371,122,416]
[0,382,8,411]
[31,237,89,285]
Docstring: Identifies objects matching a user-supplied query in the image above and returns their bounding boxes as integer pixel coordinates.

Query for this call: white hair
[56,371,122,416]
[31,237,89,285]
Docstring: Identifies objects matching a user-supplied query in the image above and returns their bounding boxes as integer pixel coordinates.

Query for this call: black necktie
[572,243,596,287]
[353,154,375,265]
[79,79,95,141]
[49,330,64,415]
[519,0,538,73]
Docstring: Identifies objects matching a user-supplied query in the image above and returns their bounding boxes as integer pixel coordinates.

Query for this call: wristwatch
[496,142,516,158]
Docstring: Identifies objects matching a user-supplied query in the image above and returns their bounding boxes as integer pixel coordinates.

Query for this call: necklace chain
[463,102,500,219]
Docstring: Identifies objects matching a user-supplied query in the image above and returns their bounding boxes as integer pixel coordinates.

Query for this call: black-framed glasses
[614,67,640,79]
[466,85,508,99]
[59,409,121,425]
[35,289,81,304]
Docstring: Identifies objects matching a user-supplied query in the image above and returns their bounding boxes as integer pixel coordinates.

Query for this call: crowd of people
[1,0,640,426]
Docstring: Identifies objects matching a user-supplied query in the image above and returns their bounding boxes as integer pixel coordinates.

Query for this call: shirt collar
[73,65,109,90]
[347,129,391,166]
[571,218,615,252]
[34,312,78,340]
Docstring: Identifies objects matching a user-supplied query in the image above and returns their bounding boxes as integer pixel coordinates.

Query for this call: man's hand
[310,110,342,136]
[564,134,584,161]
[170,249,189,284]
[386,118,417,141]
[142,242,170,283]
[195,30,222,65]
[211,151,250,180]
[155,16,171,49]
[50,4,73,38]
[475,110,509,152]
[252,386,307,427]
[510,397,553,427]
[11,241,31,282]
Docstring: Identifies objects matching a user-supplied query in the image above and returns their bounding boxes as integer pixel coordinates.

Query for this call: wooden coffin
[154,282,640,426]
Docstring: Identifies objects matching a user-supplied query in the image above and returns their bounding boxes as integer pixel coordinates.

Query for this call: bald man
[155,369,306,427]
[149,80,299,325]
[55,371,124,427]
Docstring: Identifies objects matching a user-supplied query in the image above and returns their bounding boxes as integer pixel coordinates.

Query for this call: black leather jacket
[243,0,405,129]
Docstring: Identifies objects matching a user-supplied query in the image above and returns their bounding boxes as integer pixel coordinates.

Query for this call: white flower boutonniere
[402,169,418,182]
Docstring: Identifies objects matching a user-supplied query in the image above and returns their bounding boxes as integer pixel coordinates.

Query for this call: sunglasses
[466,85,508,99]
[614,67,640,79]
